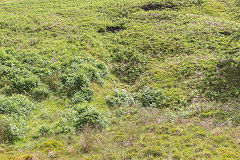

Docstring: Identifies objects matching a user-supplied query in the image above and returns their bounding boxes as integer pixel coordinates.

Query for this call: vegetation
[0,0,239,159]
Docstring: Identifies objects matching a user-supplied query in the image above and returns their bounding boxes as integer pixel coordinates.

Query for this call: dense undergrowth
[0,0,239,159]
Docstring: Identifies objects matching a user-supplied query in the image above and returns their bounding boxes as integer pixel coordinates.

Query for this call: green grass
[0,0,239,159]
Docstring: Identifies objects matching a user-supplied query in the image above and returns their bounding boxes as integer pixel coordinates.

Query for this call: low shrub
[54,105,107,134]
[0,50,109,100]
[0,115,28,143]
[74,104,107,131]
[71,88,93,104]
[32,86,50,101]
[138,87,166,108]
[11,73,40,93]
[111,47,147,83]
[106,89,134,107]
[0,117,13,144]
[53,109,76,134]
[0,94,35,115]
[60,73,90,96]
[39,125,52,136]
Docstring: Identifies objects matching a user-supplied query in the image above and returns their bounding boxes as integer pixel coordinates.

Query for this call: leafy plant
[39,125,52,136]
[0,115,28,143]
[32,86,50,101]
[0,94,35,116]
[0,117,13,144]
[111,47,147,83]
[106,89,134,107]
[138,87,166,108]
[71,88,94,104]
[73,104,107,131]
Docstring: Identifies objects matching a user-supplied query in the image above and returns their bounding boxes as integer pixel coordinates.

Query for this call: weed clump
[138,87,166,108]
[0,117,13,144]
[71,88,93,104]
[142,146,163,157]
[32,86,50,101]
[38,140,64,151]
[74,104,107,131]
[111,47,147,83]
[106,89,134,107]
[0,94,35,116]
[0,116,28,143]
[53,104,108,134]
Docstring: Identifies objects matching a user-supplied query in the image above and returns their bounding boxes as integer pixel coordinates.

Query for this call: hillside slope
[0,0,239,159]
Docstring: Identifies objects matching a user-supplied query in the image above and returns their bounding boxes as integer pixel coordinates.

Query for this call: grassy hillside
[0,0,239,159]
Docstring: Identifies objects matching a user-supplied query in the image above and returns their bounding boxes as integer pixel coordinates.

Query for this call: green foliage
[197,59,240,102]
[0,94,35,116]
[60,73,90,96]
[0,117,13,144]
[71,88,94,104]
[142,146,163,157]
[32,86,50,101]
[39,125,52,136]
[74,104,107,131]
[0,115,29,143]
[138,87,166,108]
[111,47,147,83]
[74,105,106,131]
[0,50,109,100]
[53,104,108,134]
[106,89,134,107]
[230,31,240,43]
[38,140,63,151]
[0,0,239,158]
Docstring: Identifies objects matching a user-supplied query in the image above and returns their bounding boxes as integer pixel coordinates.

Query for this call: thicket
[0,50,108,99]
[0,50,109,143]
[106,88,167,108]
[40,104,107,135]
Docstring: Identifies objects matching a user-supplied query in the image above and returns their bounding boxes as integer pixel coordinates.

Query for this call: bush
[60,73,90,96]
[0,117,13,144]
[138,87,166,108]
[71,88,93,104]
[0,115,28,143]
[0,94,35,115]
[111,47,147,83]
[106,89,134,107]
[39,125,52,136]
[74,104,107,131]
[32,87,50,101]
[11,73,40,93]
[142,146,163,157]
[0,50,109,100]
[53,105,107,134]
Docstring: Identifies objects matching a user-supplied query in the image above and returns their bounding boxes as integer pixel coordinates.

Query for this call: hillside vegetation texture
[0,0,239,159]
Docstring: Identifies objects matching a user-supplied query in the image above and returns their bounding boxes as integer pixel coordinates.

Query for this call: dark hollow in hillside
[141,3,176,11]
[219,31,231,36]
[98,24,126,33]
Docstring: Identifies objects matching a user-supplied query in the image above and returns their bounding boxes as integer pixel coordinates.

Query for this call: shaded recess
[141,2,176,11]
[98,24,126,33]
